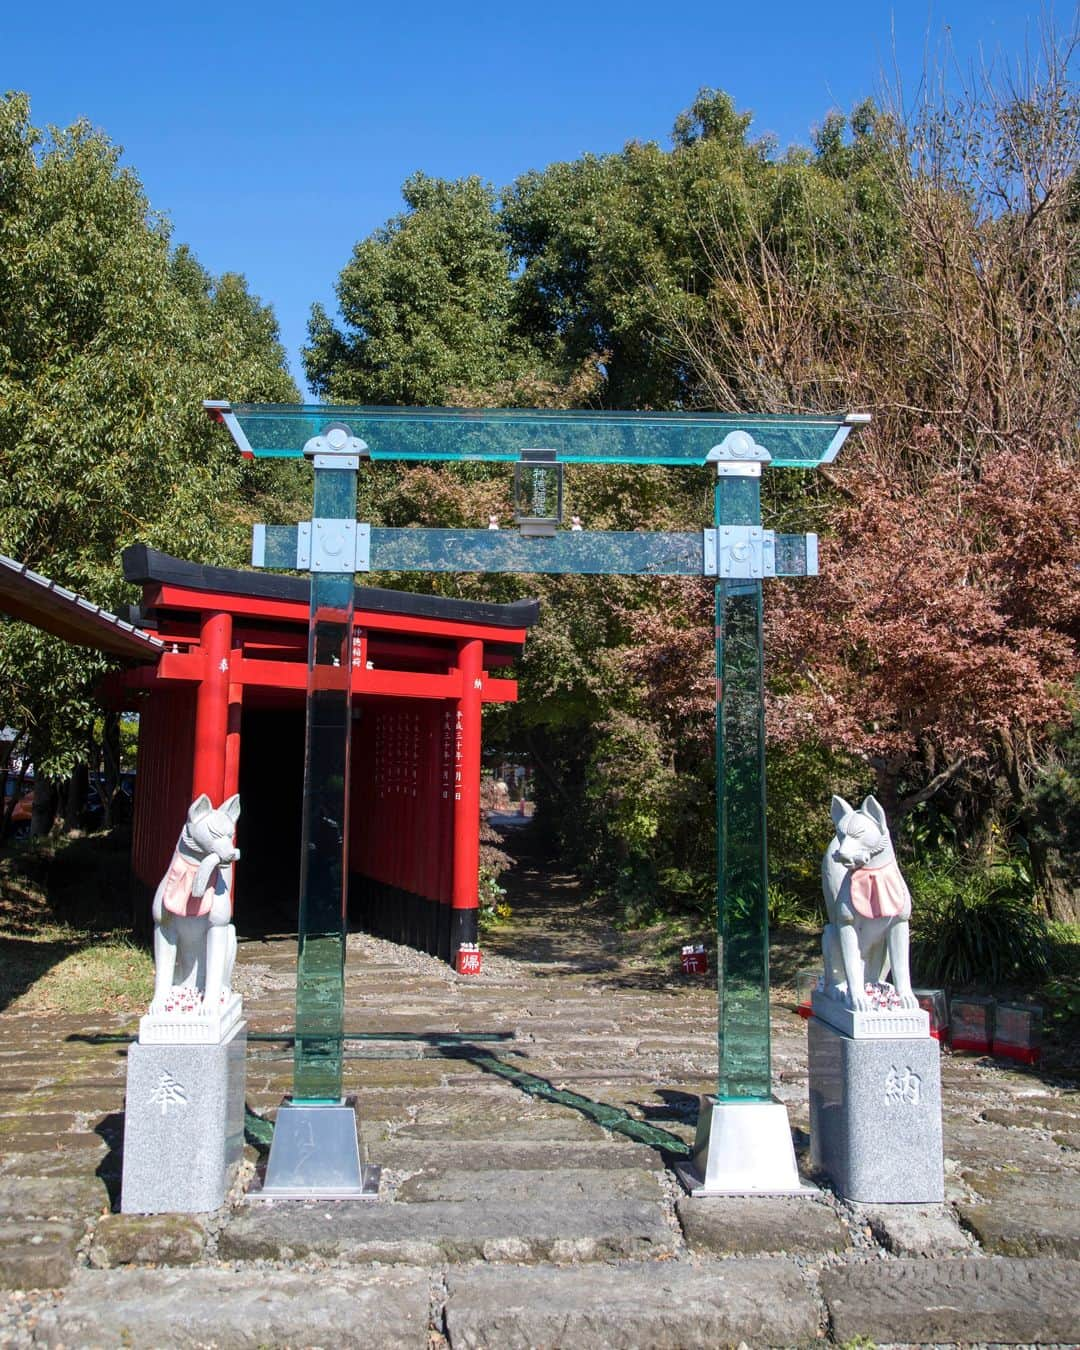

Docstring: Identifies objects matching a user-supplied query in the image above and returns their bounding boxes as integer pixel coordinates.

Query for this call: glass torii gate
[206,401,868,1197]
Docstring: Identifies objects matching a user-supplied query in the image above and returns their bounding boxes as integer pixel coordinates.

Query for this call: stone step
[219,1195,676,1264]
[956,1169,1080,1257]
[396,1166,662,1203]
[33,1266,431,1348]
[855,1202,974,1256]
[0,1220,82,1290]
[89,1213,206,1268]
[372,1138,667,1173]
[354,1088,576,1119]
[444,1258,818,1349]
[0,1176,107,1221]
[369,1116,605,1143]
[676,1195,850,1256]
[821,1256,1080,1345]
[946,1119,1079,1172]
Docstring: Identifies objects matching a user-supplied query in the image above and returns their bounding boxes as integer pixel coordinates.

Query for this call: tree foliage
[693,41,1080,915]
[309,39,1080,920]
[0,93,297,780]
[306,172,526,405]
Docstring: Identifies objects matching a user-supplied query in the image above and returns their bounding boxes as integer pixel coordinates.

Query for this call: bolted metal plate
[310,518,357,573]
[703,527,777,578]
[296,521,312,570]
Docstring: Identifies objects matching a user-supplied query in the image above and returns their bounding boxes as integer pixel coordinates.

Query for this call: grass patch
[3,931,152,1014]
[0,829,152,1014]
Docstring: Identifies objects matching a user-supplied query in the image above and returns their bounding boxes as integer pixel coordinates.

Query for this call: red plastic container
[795,969,821,1019]
[992,1002,1042,1065]
[914,988,949,1041]
[948,995,995,1053]
[455,944,482,976]
[681,945,708,975]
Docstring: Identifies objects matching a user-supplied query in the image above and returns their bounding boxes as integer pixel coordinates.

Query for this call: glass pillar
[293,458,358,1104]
[715,471,771,1102]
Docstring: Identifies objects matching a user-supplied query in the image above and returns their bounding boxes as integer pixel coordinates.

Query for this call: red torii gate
[105,545,537,962]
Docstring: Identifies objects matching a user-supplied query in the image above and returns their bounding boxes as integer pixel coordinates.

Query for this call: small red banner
[456,945,482,976]
[680,945,708,975]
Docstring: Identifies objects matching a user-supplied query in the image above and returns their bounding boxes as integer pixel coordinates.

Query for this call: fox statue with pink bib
[150,794,241,1018]
[821,794,919,1013]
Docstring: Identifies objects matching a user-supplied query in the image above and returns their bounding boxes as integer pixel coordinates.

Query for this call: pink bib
[848,862,907,919]
[161,853,214,919]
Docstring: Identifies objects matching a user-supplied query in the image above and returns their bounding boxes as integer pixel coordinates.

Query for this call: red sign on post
[456,943,482,976]
[681,944,708,975]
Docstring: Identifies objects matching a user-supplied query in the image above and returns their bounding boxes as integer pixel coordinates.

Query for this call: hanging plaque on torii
[206,399,869,1199]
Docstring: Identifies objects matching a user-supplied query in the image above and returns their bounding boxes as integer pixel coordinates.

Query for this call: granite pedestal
[121,1021,246,1214]
[808,1016,943,1203]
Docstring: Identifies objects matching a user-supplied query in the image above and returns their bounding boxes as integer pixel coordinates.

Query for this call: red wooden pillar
[223,644,243,800]
[450,637,483,959]
[192,610,232,805]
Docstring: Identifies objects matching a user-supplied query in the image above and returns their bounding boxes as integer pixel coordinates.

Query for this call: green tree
[303,88,908,921]
[0,92,297,791]
[503,89,777,407]
[304,172,526,404]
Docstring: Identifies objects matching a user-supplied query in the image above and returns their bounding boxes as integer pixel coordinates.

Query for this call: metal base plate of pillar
[675,1095,817,1196]
[248,1097,380,1201]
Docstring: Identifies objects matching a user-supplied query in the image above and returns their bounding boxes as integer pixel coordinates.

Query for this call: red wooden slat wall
[130,687,196,929]
[349,701,454,909]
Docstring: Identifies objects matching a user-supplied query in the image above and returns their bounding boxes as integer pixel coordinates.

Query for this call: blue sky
[3,1,1053,395]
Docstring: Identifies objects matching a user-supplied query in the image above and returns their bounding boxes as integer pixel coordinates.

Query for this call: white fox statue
[150,794,241,1017]
[821,794,918,1013]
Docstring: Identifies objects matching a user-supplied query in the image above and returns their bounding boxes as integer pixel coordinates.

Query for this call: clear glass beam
[213,402,857,468]
[254,526,818,577]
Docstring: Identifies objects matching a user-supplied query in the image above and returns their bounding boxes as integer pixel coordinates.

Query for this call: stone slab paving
[0,1177,107,1221]
[956,1168,1080,1256]
[822,1256,1080,1345]
[219,1195,678,1264]
[31,1266,432,1348]
[0,901,1077,1345]
[384,1115,606,1141]
[676,1194,851,1255]
[0,1222,82,1291]
[396,1165,664,1203]
[856,1202,975,1256]
[444,1259,820,1349]
[89,1213,206,1268]
[376,1137,666,1172]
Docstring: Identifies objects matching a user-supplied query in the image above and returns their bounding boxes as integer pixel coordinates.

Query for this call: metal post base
[675,1095,817,1196]
[248,1097,380,1201]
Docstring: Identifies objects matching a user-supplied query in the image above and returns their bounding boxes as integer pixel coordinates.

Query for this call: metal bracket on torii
[209,399,868,1201]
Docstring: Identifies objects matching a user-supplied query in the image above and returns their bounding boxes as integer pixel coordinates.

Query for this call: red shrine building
[98,546,537,963]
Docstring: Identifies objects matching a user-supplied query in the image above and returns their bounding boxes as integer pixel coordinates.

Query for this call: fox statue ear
[221,794,241,824]
[831,795,853,828]
[862,795,888,830]
[188,794,212,823]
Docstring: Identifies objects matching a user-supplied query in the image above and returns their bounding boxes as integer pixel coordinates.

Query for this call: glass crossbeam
[220,402,855,468]
[254,526,817,577]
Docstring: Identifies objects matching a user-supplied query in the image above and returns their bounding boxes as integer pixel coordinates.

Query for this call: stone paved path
[1,844,1078,1347]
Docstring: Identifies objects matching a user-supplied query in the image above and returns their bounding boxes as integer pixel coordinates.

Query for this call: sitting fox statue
[821,794,918,1013]
[150,794,241,1016]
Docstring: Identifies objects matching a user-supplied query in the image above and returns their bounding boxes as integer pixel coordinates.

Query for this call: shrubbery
[909,852,1052,987]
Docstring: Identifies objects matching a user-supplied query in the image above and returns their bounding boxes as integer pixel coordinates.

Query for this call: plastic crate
[992,1002,1042,1065]
[948,994,995,1053]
